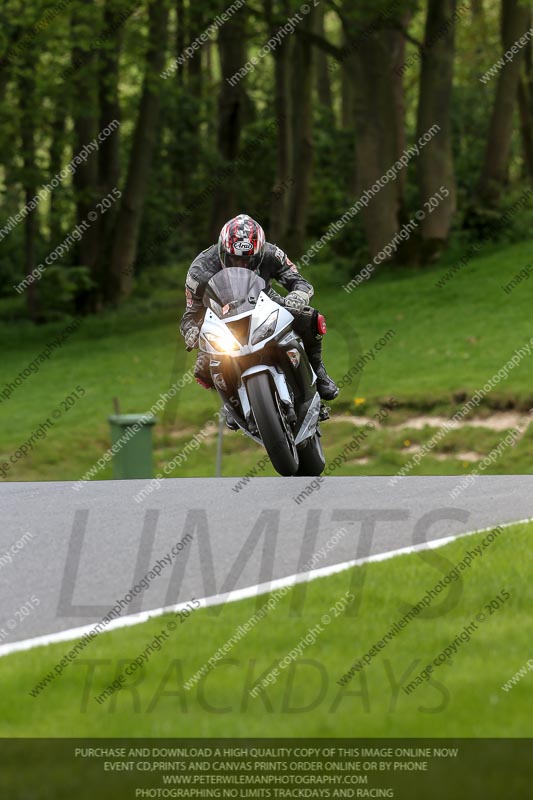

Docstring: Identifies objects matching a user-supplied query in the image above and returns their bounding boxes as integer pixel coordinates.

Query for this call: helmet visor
[221,251,263,270]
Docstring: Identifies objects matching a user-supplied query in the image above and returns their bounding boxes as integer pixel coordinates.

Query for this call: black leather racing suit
[179,242,334,394]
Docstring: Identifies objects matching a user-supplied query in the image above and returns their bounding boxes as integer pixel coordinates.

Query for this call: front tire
[295,432,325,476]
[246,372,299,476]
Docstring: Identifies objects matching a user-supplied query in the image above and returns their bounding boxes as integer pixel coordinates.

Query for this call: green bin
[108,414,156,479]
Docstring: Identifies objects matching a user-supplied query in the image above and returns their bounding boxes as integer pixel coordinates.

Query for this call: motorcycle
[197,267,327,477]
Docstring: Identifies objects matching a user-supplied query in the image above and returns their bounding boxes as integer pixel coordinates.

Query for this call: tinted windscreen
[203,267,265,318]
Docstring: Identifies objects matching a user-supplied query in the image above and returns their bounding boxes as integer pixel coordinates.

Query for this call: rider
[179,214,339,422]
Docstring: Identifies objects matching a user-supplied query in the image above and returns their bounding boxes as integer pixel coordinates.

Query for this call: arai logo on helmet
[233,240,254,254]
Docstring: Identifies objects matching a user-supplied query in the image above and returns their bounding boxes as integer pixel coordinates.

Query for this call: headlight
[203,332,240,353]
[251,310,279,345]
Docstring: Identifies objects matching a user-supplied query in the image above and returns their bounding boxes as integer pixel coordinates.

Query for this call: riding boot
[307,340,339,401]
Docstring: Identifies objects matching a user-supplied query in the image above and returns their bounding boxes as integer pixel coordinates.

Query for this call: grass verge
[1,520,531,737]
[1,238,532,480]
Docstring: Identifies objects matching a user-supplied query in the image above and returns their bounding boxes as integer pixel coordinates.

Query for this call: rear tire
[295,432,325,476]
[246,372,299,476]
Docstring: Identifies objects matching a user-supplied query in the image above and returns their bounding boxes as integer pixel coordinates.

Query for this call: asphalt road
[1,475,532,647]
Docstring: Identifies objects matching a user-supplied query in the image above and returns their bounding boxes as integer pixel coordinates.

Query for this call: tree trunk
[0,33,14,173]
[341,35,355,131]
[98,0,123,301]
[181,4,206,195]
[0,24,24,130]
[416,0,457,258]
[71,0,101,305]
[110,0,169,298]
[209,5,247,239]
[315,3,333,114]
[19,66,39,321]
[164,0,188,214]
[389,15,411,223]
[285,5,316,256]
[263,0,292,244]
[351,32,400,258]
[478,0,530,206]
[518,78,533,182]
[269,38,293,244]
[517,28,533,182]
[187,3,204,94]
[48,104,67,246]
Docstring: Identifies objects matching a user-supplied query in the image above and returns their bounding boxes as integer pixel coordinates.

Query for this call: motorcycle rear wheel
[295,432,325,476]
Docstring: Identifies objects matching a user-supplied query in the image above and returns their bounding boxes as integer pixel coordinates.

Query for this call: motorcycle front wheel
[246,372,299,477]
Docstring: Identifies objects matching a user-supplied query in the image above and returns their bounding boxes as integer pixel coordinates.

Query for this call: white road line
[1,516,531,659]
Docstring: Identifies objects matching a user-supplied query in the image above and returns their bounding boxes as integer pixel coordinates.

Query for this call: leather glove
[184,326,200,350]
[284,290,310,313]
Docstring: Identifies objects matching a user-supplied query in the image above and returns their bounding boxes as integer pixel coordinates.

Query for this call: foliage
[0,0,532,318]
